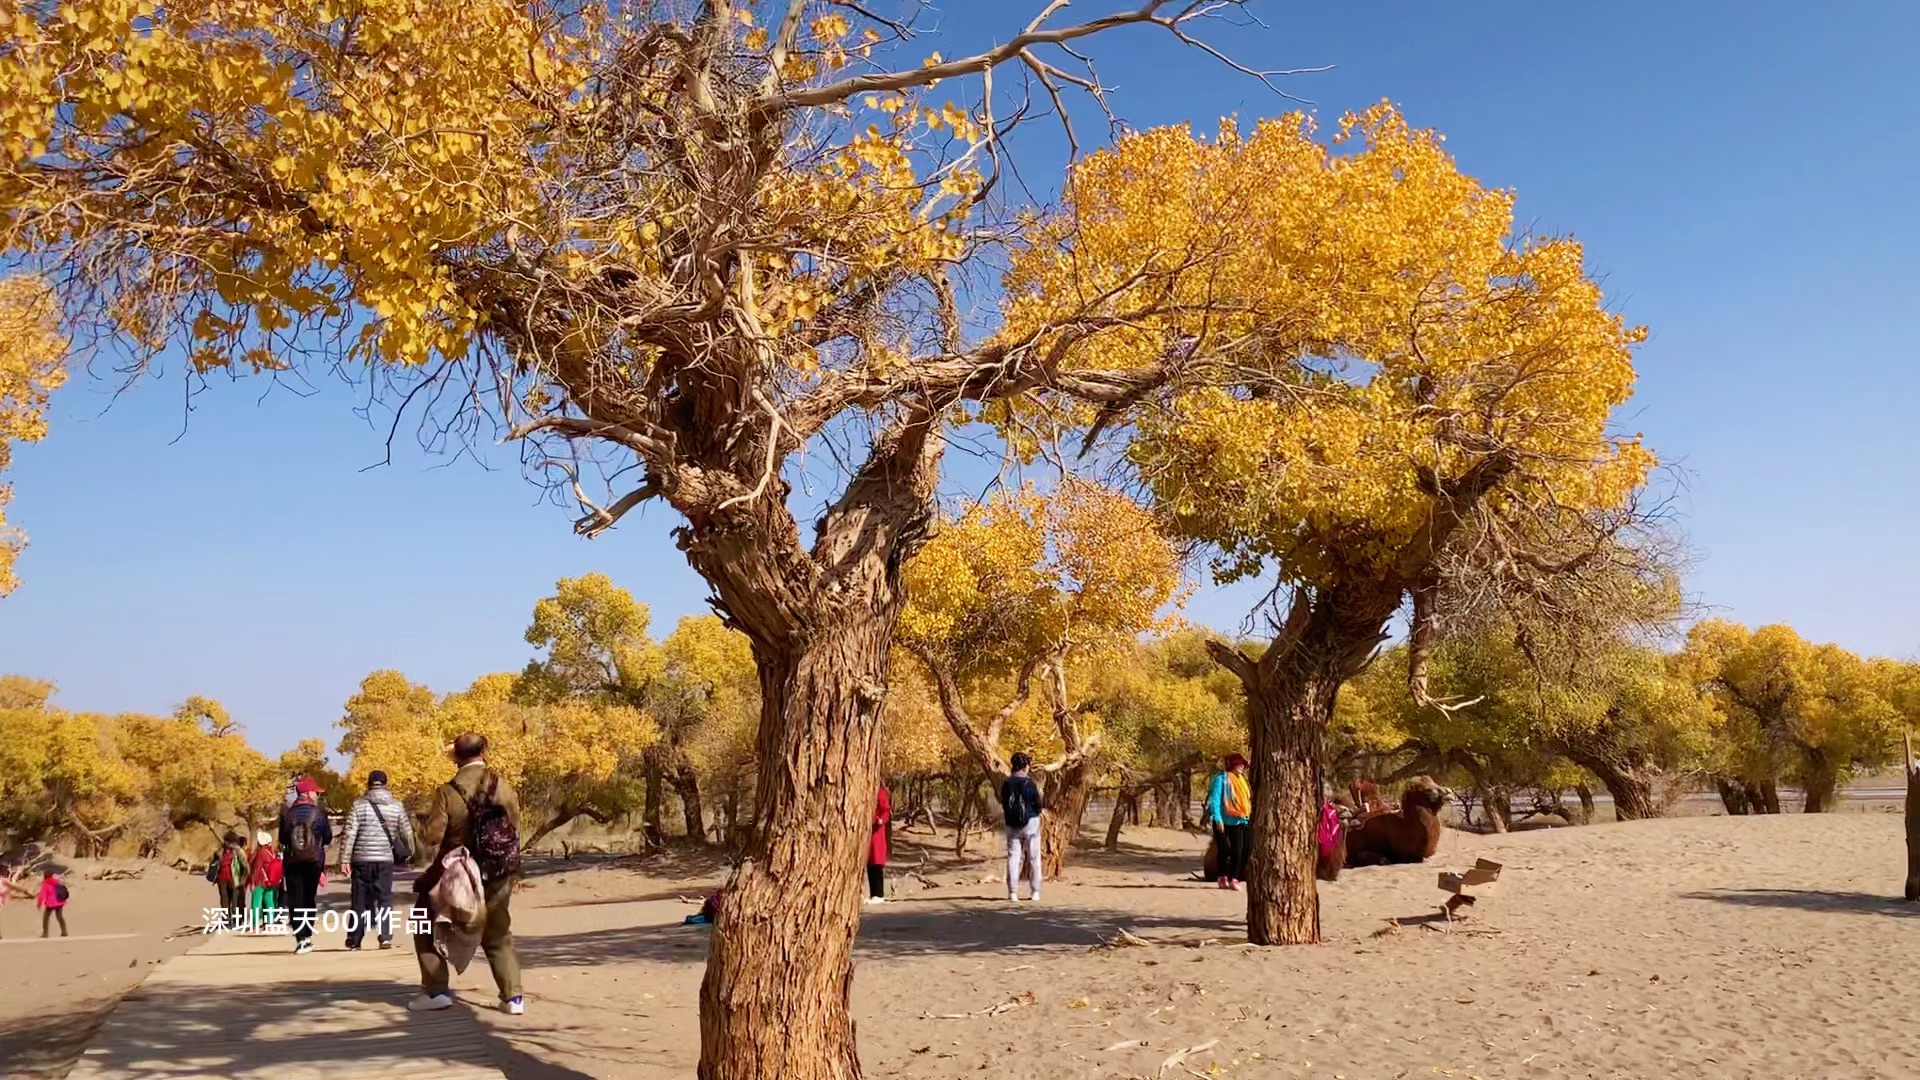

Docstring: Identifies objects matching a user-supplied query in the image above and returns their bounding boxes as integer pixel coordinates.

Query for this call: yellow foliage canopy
[900,482,1186,779]
[0,274,66,595]
[902,482,1186,676]
[1678,620,1905,802]
[1004,106,1651,589]
[0,0,973,383]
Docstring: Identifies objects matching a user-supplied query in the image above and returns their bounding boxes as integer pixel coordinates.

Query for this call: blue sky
[3,1,1916,753]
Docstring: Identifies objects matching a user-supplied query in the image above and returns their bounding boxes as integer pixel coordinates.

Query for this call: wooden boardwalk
[69,918,507,1079]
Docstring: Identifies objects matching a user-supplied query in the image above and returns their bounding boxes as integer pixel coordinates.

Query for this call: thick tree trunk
[1801,762,1839,814]
[1038,759,1093,879]
[1756,780,1782,815]
[1579,761,1659,821]
[952,778,979,858]
[676,768,707,844]
[644,756,667,845]
[1481,791,1512,834]
[1216,581,1402,947]
[1904,759,1920,902]
[1574,784,1596,825]
[1243,681,1333,944]
[1105,786,1134,851]
[696,626,893,1080]
[1715,777,1750,815]
[1178,770,1195,829]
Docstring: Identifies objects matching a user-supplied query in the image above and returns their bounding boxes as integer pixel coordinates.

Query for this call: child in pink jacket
[37,871,69,938]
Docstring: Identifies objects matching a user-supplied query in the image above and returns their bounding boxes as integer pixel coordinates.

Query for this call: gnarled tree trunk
[643,755,666,846]
[696,624,893,1080]
[1564,754,1660,821]
[1715,777,1751,815]
[675,768,707,843]
[1213,581,1402,946]
[1039,757,1094,878]
[1574,784,1596,824]
[1480,790,1512,834]
[1105,785,1135,851]
[687,414,941,1080]
[1037,663,1097,879]
[1903,738,1920,901]
[1800,753,1839,813]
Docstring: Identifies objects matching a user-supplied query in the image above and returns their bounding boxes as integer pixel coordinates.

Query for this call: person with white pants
[1000,753,1045,902]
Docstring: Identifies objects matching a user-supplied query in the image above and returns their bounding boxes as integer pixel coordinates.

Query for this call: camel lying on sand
[1344,776,1451,867]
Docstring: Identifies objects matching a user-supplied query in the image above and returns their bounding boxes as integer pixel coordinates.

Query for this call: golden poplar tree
[2,1,1276,1070]
[900,482,1186,876]
[1008,107,1656,943]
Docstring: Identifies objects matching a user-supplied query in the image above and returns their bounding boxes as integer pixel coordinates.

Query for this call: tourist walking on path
[866,784,891,904]
[210,831,247,927]
[1205,753,1253,891]
[279,775,332,953]
[247,830,282,930]
[37,871,69,937]
[1000,753,1044,903]
[342,769,414,950]
[409,733,525,1015]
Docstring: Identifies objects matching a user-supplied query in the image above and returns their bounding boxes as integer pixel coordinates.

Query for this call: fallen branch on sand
[1093,928,1153,951]
[1157,1038,1220,1077]
[921,990,1037,1020]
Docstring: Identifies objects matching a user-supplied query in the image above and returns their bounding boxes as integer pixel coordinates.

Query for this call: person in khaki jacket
[407,732,524,1014]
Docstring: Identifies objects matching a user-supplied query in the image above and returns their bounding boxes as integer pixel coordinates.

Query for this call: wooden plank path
[69,918,507,1079]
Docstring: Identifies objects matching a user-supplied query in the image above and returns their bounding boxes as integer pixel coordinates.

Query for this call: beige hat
[256,830,273,847]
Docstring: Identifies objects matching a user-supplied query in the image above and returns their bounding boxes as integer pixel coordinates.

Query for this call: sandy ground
[463,807,1919,1080]
[9,805,1919,1079]
[0,861,219,1077]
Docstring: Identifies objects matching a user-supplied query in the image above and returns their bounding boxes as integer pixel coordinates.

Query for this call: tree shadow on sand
[25,977,594,1079]
[1681,888,1920,917]
[515,904,1245,969]
[0,996,118,1079]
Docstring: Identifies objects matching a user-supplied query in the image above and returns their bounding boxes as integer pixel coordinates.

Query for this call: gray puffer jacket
[341,787,416,864]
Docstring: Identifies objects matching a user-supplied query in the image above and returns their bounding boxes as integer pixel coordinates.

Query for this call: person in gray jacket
[340,770,415,950]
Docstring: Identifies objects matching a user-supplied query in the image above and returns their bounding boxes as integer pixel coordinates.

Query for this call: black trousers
[1216,823,1250,881]
[866,863,885,899]
[346,862,395,946]
[282,860,322,942]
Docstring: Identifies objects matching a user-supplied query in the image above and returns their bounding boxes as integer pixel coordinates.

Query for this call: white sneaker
[867,896,886,904]
[1007,894,1020,903]
[294,940,313,954]
[408,993,456,1012]
[503,996,525,1015]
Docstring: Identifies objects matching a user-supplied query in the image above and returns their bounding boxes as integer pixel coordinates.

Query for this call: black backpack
[1002,778,1034,829]
[454,773,521,881]
[284,805,322,864]
[54,882,69,902]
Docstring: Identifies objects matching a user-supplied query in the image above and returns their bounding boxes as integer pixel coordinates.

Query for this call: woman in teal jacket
[1205,753,1252,890]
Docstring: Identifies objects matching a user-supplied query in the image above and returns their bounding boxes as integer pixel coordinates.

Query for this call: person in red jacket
[37,871,69,938]
[247,830,284,931]
[866,784,891,904]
